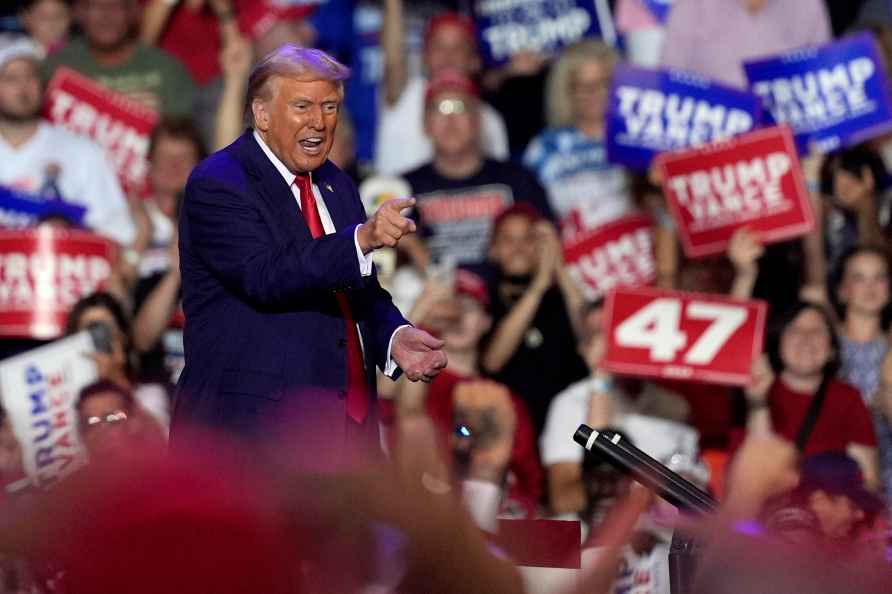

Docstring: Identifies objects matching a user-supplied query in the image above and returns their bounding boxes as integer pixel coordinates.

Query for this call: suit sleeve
[184,176,364,307]
[345,184,411,373]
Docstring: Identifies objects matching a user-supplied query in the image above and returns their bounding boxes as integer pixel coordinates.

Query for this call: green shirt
[44,37,196,117]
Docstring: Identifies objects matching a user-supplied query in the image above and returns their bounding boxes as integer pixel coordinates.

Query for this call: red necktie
[294,174,369,424]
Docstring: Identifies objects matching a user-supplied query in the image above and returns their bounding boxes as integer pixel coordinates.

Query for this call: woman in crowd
[831,245,892,503]
[65,292,170,435]
[744,300,879,489]
[522,40,634,238]
[480,205,588,437]
[818,145,891,277]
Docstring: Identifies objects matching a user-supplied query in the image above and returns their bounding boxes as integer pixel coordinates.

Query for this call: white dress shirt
[253,131,406,377]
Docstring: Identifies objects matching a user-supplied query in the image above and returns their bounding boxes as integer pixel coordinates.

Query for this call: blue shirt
[523,127,633,236]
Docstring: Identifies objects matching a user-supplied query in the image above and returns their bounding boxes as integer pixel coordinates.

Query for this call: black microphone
[574,424,717,516]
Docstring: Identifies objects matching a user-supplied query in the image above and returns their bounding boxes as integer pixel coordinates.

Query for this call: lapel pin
[324,183,333,193]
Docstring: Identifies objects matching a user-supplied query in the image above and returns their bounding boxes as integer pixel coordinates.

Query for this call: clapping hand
[392,327,447,382]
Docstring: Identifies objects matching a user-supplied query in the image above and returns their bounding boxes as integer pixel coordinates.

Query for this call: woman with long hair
[744,300,879,489]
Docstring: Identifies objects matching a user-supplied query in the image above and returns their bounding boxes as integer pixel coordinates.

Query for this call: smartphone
[427,256,456,291]
[87,321,113,354]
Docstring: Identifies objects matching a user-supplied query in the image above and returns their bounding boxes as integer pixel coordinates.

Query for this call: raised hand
[392,326,447,382]
[220,31,252,82]
[728,227,764,276]
[357,197,417,253]
[744,354,774,406]
[452,380,517,483]
[531,220,560,291]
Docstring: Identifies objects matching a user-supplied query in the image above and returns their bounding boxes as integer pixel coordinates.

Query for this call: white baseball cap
[0,34,43,71]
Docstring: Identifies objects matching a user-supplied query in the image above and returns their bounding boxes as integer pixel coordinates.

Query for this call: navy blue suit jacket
[171,131,407,444]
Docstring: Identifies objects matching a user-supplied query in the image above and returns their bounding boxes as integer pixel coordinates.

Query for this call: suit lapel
[314,162,354,232]
[235,131,312,241]
[236,131,355,236]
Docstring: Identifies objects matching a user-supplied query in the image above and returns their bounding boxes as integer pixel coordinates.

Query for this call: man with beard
[44,0,195,116]
[0,34,135,245]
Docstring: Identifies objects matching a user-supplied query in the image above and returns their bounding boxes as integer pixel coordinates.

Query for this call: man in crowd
[394,268,542,516]
[661,0,831,88]
[401,70,553,270]
[175,46,446,458]
[540,301,698,515]
[0,34,135,245]
[44,0,196,116]
[376,3,509,175]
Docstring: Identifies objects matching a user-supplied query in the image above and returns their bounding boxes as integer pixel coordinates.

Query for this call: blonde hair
[245,45,351,127]
[545,39,619,128]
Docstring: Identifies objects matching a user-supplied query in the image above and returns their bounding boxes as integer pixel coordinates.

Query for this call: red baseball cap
[240,0,316,40]
[455,268,490,309]
[424,69,479,105]
[424,12,478,50]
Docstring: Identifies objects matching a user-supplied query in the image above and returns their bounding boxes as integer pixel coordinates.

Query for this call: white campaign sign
[0,332,96,488]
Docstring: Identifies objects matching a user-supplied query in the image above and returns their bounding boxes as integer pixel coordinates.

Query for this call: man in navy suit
[172,45,447,454]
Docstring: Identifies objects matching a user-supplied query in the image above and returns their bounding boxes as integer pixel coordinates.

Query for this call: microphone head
[574,424,594,448]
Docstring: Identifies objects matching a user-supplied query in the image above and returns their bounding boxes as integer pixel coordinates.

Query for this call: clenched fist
[357,197,417,253]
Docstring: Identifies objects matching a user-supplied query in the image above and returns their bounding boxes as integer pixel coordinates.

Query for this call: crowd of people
[2,0,892,592]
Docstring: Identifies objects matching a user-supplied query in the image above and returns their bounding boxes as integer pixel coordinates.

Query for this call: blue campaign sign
[473,0,616,67]
[641,0,674,23]
[744,33,892,153]
[605,65,762,171]
[0,187,86,229]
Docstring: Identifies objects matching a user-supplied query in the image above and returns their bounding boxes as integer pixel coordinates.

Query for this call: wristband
[215,8,235,21]
[589,375,613,394]
[746,398,769,412]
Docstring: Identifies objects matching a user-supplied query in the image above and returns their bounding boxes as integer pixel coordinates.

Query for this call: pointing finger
[384,197,416,214]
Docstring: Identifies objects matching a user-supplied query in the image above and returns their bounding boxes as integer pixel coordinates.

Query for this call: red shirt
[424,369,543,514]
[769,378,877,455]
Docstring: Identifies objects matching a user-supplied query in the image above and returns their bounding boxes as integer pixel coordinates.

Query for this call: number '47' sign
[602,287,767,386]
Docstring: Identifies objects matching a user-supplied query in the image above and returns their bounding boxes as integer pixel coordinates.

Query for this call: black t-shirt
[404,159,554,265]
[482,69,548,160]
[483,281,589,438]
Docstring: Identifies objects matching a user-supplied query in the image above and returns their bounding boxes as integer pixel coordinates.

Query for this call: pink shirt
[660,0,831,88]
[616,0,660,33]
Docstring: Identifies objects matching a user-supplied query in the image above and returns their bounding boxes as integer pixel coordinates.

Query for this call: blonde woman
[522,40,633,238]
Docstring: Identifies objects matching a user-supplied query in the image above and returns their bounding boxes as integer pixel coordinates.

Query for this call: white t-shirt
[584,542,671,594]
[374,76,510,176]
[539,378,700,468]
[0,122,136,245]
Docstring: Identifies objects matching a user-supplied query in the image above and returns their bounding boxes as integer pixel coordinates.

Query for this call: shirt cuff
[384,324,412,377]
[353,224,373,277]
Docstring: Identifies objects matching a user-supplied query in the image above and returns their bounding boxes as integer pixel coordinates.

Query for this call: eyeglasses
[84,410,129,429]
[431,98,468,116]
[571,79,610,95]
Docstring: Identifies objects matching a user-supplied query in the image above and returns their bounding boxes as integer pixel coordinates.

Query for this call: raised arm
[728,227,763,301]
[213,31,253,151]
[381,0,409,107]
[481,222,558,374]
[743,354,775,436]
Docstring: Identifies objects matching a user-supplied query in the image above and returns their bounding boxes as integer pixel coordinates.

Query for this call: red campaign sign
[562,214,656,301]
[0,228,116,339]
[602,286,767,386]
[658,126,815,258]
[43,66,158,195]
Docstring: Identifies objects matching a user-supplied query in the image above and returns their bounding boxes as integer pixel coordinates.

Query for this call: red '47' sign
[602,287,767,386]
[658,126,814,258]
